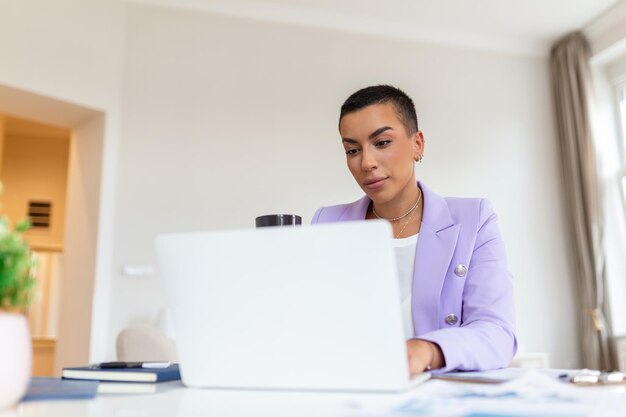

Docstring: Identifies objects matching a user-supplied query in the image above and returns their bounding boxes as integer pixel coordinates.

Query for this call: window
[620,84,626,156]
[620,85,626,212]
[597,61,626,336]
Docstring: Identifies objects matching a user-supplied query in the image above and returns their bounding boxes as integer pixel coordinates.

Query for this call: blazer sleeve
[311,207,324,224]
[418,199,517,372]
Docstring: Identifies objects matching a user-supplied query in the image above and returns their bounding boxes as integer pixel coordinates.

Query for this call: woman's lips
[363,177,388,190]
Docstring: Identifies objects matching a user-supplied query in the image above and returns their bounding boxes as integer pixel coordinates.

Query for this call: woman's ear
[412,131,425,160]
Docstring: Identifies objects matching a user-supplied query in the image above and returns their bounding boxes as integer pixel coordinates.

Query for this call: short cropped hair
[339,85,418,135]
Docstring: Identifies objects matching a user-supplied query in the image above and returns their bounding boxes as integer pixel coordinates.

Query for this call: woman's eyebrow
[369,126,393,139]
[342,126,394,144]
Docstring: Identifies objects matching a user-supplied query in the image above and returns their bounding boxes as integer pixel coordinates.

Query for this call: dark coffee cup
[255,214,302,228]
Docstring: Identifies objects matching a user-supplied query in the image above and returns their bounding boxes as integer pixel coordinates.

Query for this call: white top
[392,233,418,340]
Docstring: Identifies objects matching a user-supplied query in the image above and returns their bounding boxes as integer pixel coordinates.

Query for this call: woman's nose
[360,149,378,171]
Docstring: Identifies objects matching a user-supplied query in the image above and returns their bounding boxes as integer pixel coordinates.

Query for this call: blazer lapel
[340,195,370,221]
[412,182,460,333]
[338,183,459,333]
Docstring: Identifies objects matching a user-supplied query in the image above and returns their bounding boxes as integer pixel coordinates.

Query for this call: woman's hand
[406,339,445,375]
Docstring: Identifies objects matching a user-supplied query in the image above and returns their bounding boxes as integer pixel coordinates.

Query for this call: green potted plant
[0,209,35,409]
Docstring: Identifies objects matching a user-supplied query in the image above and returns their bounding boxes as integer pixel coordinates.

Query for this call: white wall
[56,114,106,373]
[0,0,583,369]
[0,0,126,109]
[106,5,579,367]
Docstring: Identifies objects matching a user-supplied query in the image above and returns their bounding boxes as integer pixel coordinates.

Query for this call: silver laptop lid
[156,220,410,391]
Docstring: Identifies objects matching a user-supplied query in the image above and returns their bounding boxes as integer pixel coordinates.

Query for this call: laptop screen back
[156,220,410,391]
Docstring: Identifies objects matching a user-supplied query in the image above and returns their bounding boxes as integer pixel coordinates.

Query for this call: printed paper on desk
[432,368,568,384]
[351,371,626,417]
[458,371,579,399]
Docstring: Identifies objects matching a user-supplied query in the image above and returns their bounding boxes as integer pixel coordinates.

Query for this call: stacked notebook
[62,363,181,394]
[62,364,181,383]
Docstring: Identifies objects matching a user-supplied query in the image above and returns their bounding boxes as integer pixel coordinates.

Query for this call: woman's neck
[372,183,421,221]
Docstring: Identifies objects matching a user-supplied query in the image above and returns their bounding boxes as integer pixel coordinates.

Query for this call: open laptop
[155,220,430,392]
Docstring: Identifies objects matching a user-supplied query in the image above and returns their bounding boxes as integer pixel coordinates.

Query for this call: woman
[312,85,517,375]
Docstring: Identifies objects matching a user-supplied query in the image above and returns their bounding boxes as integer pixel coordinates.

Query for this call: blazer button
[454,264,468,277]
[445,314,458,325]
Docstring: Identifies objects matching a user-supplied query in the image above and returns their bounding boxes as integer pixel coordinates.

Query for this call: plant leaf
[15,219,32,233]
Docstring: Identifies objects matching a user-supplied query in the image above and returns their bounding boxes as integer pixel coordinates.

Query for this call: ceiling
[130,0,622,55]
[3,115,70,141]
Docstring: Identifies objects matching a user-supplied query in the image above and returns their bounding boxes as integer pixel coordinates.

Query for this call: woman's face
[339,102,423,205]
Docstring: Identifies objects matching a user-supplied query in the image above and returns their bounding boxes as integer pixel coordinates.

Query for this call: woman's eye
[375,140,391,148]
[345,148,359,156]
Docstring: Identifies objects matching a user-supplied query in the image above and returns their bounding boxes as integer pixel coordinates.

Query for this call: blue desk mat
[21,377,98,402]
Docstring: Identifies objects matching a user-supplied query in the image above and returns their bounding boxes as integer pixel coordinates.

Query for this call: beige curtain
[550,32,612,370]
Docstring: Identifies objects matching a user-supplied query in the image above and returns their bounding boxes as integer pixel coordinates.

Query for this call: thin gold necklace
[393,199,420,238]
[372,189,422,222]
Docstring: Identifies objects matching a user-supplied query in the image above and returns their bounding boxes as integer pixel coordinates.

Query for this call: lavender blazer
[311,182,517,372]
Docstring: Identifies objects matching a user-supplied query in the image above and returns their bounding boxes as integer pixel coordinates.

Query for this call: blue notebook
[62,364,181,383]
[22,377,98,402]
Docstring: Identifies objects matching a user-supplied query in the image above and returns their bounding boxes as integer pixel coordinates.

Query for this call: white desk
[12,377,626,417]
[15,381,358,417]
